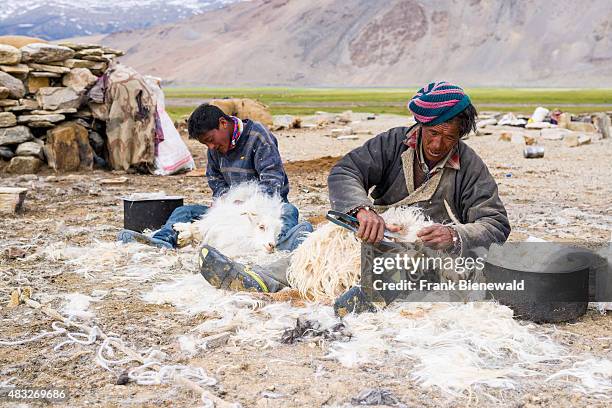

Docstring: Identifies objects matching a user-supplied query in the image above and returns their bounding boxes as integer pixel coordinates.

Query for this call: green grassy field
[164,88,612,121]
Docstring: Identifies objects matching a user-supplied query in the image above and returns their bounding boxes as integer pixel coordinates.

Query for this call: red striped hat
[408,81,471,126]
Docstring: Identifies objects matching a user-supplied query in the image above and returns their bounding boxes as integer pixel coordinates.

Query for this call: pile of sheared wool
[287,206,433,302]
[142,274,587,397]
[39,241,195,281]
[547,358,612,397]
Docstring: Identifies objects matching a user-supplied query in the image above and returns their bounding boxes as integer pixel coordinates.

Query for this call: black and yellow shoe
[198,245,276,293]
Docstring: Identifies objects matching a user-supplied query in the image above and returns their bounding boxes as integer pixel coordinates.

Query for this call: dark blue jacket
[206,119,289,201]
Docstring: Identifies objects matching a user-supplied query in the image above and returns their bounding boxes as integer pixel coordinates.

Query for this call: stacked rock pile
[0,41,123,174]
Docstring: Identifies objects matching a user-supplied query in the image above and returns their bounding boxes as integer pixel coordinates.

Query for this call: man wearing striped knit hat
[329,81,511,314]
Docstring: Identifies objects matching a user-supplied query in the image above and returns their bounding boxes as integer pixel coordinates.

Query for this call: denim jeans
[153,202,313,250]
[277,203,314,251]
[152,204,209,248]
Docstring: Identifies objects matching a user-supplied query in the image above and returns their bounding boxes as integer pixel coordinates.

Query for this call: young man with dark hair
[328,81,510,314]
[118,104,312,258]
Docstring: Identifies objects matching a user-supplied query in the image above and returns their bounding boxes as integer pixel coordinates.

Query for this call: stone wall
[0,41,123,174]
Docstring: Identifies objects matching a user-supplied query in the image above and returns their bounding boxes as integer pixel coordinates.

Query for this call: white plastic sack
[530,106,549,123]
[154,110,196,176]
[145,77,195,176]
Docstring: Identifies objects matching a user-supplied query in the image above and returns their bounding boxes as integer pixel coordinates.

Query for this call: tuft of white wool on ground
[40,241,195,281]
[61,293,96,320]
[142,275,585,397]
[326,302,567,397]
[546,358,612,398]
[287,206,433,302]
[175,182,285,260]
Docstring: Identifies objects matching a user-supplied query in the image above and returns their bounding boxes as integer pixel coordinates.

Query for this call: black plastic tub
[122,194,184,233]
[484,243,592,323]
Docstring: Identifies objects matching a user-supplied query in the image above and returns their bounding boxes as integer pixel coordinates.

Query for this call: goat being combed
[173,183,284,258]
[287,206,434,302]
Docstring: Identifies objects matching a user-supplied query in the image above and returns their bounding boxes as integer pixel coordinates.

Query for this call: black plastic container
[122,195,184,233]
[485,245,591,323]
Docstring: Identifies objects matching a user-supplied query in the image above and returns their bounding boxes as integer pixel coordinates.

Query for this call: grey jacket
[328,125,510,255]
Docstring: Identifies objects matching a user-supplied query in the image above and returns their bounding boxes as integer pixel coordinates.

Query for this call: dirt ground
[0,114,611,407]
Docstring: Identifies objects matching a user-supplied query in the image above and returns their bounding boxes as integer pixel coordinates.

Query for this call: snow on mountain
[0,0,244,40]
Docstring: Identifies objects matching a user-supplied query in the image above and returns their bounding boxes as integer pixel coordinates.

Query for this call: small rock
[525,121,554,129]
[330,127,354,138]
[101,47,124,56]
[63,59,106,70]
[82,55,113,62]
[0,187,28,214]
[62,68,97,93]
[17,114,65,124]
[31,108,77,115]
[0,99,18,107]
[593,112,610,139]
[523,135,537,145]
[27,63,71,74]
[336,110,353,124]
[99,177,128,185]
[57,42,101,51]
[0,112,17,128]
[6,99,40,112]
[44,121,93,171]
[30,72,61,78]
[477,118,497,128]
[567,121,596,133]
[3,247,27,260]
[0,44,21,65]
[37,87,82,111]
[336,135,359,140]
[260,391,284,399]
[0,125,33,146]
[564,134,592,147]
[20,43,74,63]
[26,76,50,94]
[0,146,14,160]
[0,71,26,99]
[273,115,297,130]
[0,87,9,99]
[75,48,104,57]
[16,140,44,159]
[540,128,572,140]
[6,156,42,174]
[0,64,30,75]
[115,372,130,385]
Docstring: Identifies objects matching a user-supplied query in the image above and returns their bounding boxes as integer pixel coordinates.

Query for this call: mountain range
[4,0,611,87]
[0,0,240,40]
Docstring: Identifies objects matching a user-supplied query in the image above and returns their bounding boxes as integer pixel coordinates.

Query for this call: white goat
[173,183,284,258]
[287,206,433,302]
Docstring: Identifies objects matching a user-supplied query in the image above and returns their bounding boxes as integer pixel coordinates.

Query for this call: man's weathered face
[195,117,232,154]
[420,120,461,163]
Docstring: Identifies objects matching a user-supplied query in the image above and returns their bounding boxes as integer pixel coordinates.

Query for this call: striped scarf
[229,116,244,150]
